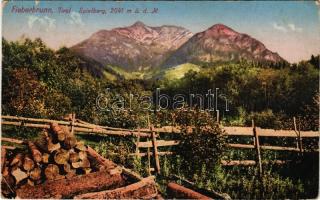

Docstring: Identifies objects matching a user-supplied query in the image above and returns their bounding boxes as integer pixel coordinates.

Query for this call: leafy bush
[171,110,227,177]
[247,109,279,128]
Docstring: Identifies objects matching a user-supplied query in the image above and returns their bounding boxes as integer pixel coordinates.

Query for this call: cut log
[27,179,42,186]
[36,130,61,153]
[57,130,66,141]
[60,125,71,134]
[2,165,16,197]
[71,162,81,169]
[2,165,10,177]
[11,168,28,185]
[28,141,42,163]
[27,179,35,186]
[54,149,70,165]
[167,182,212,199]
[42,153,50,163]
[1,174,15,197]
[16,170,125,199]
[1,147,6,173]
[74,176,157,199]
[81,158,90,168]
[63,135,77,149]
[50,123,66,141]
[87,146,116,170]
[10,153,24,167]
[122,167,143,181]
[42,129,61,152]
[71,159,90,169]
[23,156,35,171]
[61,125,77,149]
[75,141,87,151]
[61,164,76,176]
[79,151,87,160]
[29,167,42,181]
[45,164,60,180]
[63,163,71,173]
[70,151,79,163]
[171,175,231,200]
[48,140,61,153]
[34,133,47,151]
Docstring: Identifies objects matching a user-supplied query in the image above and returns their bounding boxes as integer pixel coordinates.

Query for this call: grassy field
[102,63,201,81]
[105,65,146,80]
[151,63,201,80]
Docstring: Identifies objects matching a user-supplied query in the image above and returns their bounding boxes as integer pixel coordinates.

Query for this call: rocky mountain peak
[131,21,146,27]
[163,23,285,67]
[71,21,193,71]
[204,23,238,37]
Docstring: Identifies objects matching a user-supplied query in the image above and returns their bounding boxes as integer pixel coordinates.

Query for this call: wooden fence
[1,115,319,175]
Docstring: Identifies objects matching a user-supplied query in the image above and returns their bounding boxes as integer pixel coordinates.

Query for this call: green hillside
[151,63,201,80]
[105,65,146,80]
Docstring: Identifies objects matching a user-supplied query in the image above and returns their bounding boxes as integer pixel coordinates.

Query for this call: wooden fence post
[293,117,303,154]
[293,117,299,149]
[298,118,303,154]
[252,120,262,177]
[151,125,161,174]
[147,143,151,176]
[70,113,75,135]
[146,114,152,175]
[135,127,141,158]
[216,110,220,124]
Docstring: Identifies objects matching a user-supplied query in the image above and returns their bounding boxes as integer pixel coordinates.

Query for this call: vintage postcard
[1,1,319,199]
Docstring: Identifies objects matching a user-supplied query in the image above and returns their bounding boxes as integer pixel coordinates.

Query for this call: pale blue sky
[2,1,320,63]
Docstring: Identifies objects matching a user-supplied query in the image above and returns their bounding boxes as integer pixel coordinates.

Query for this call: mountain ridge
[71,22,193,71]
[162,23,285,67]
[71,22,285,71]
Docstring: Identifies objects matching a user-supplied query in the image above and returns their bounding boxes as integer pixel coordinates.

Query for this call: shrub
[174,109,227,177]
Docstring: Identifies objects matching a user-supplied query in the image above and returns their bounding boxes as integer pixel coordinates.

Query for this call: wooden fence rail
[2,115,319,137]
[227,143,302,152]
[1,119,150,138]
[137,140,180,148]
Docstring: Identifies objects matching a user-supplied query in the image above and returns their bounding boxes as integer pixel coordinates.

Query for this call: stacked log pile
[1,122,160,199]
[1,123,102,197]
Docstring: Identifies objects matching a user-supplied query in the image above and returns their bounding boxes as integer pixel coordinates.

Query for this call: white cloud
[68,12,84,26]
[28,15,56,32]
[28,15,38,28]
[288,23,302,32]
[272,22,302,33]
[272,23,287,32]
